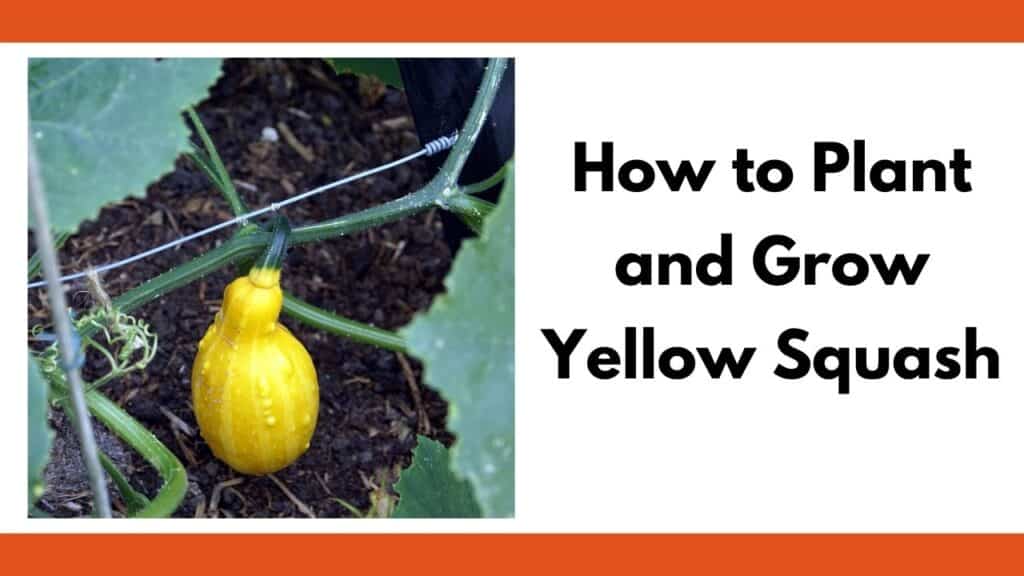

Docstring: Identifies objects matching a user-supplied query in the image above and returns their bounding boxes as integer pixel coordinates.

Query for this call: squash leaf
[326,58,404,89]
[29,58,223,232]
[402,164,514,517]
[28,352,52,509]
[393,436,482,518]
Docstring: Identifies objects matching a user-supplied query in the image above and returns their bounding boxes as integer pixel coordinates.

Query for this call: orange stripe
[3,1,1024,41]
[3,534,1024,574]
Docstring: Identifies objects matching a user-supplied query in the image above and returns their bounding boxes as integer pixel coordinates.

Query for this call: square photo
[27,57,514,518]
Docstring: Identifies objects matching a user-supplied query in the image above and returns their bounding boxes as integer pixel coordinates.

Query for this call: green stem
[447,194,496,235]
[282,293,406,353]
[440,57,509,187]
[460,163,508,196]
[186,107,246,216]
[84,369,119,394]
[86,390,187,518]
[28,230,71,281]
[290,184,442,245]
[255,215,291,272]
[83,336,119,375]
[104,232,268,325]
[99,451,150,515]
[332,497,365,518]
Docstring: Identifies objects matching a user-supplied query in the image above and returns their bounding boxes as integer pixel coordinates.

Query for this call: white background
[4,44,1023,532]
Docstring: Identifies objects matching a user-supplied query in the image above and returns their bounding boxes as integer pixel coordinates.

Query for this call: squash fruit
[191,217,319,475]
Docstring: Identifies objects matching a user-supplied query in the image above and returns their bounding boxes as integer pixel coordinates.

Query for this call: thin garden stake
[28,138,112,518]
[27,132,458,290]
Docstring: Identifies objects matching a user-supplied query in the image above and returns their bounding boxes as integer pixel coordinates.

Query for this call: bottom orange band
[2,534,1023,575]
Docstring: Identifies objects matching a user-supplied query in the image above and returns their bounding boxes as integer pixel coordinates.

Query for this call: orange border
[2,534,1023,574]
[2,1,1024,41]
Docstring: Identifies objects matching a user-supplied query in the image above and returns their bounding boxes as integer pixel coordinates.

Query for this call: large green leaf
[28,352,52,509]
[402,165,515,517]
[393,436,482,518]
[29,58,223,231]
[326,58,404,89]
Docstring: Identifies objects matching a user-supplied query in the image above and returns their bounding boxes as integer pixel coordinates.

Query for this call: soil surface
[29,59,454,518]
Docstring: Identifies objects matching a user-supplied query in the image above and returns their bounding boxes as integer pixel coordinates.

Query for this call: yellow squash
[191,218,318,475]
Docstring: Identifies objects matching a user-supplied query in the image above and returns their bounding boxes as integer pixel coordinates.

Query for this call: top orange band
[5,0,1024,41]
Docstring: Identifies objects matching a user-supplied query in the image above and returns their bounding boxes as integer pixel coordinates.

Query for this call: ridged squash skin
[192,267,319,475]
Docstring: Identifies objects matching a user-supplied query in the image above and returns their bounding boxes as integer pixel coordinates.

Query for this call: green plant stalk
[447,194,496,235]
[290,183,444,244]
[440,57,509,188]
[332,497,365,518]
[103,232,266,325]
[282,293,406,353]
[254,215,291,272]
[186,107,246,216]
[186,149,224,191]
[28,230,71,280]
[99,451,150,514]
[85,390,187,518]
[460,163,508,196]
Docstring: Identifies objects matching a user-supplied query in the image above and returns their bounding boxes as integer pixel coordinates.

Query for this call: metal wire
[27,132,457,290]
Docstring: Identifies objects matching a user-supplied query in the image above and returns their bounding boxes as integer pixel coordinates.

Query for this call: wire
[28,132,457,290]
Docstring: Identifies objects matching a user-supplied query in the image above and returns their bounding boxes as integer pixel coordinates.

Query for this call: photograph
[27,57,514,518]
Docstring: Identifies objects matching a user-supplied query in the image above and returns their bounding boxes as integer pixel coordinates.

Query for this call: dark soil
[29,59,454,518]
